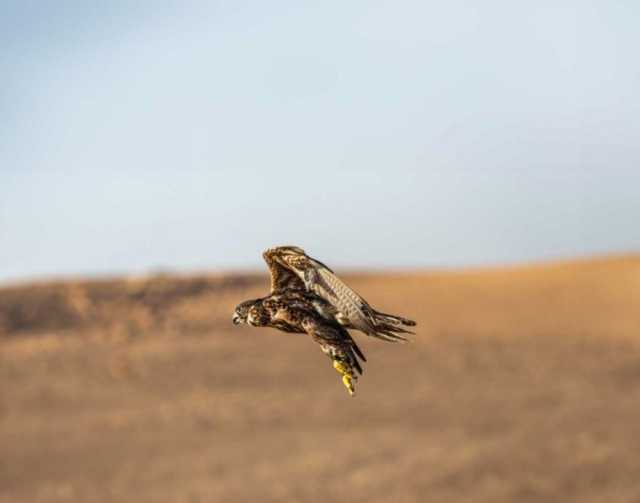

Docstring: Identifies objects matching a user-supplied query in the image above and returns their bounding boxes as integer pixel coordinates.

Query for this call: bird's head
[232,298,262,326]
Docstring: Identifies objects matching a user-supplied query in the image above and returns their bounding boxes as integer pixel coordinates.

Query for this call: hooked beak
[232,312,242,325]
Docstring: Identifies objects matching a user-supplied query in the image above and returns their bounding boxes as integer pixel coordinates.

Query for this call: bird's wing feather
[263,248,307,293]
[304,265,378,334]
[306,261,411,341]
[263,246,413,342]
[265,247,380,335]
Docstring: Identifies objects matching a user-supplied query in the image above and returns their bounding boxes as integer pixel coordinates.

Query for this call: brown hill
[2,254,638,340]
[1,255,640,502]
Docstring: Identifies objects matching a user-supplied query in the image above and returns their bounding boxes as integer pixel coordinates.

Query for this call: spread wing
[263,248,307,293]
[263,246,416,342]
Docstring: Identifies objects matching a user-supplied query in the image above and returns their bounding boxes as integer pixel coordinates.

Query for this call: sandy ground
[1,256,640,502]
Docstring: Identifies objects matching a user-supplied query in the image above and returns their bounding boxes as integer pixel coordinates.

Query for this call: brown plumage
[262,246,416,342]
[232,291,365,394]
[232,246,417,395]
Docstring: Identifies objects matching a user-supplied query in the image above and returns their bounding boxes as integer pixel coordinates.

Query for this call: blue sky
[1,1,639,282]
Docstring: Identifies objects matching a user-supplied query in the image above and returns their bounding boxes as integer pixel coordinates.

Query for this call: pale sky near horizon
[1,2,639,283]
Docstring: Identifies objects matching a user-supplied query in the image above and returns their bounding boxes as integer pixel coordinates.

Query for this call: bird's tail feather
[367,310,416,343]
[369,329,408,343]
[374,310,416,327]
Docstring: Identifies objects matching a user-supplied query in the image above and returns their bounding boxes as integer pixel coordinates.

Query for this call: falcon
[232,246,416,395]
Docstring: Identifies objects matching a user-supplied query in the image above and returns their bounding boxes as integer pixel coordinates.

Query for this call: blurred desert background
[3,2,640,502]
[2,254,640,502]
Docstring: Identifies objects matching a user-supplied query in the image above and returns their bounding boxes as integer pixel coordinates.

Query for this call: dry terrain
[1,255,640,502]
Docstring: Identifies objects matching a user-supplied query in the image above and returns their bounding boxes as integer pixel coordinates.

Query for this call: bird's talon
[332,360,356,395]
[333,360,347,374]
[342,375,355,396]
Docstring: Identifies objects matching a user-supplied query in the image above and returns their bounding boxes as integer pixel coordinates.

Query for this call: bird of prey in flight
[232,246,416,395]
